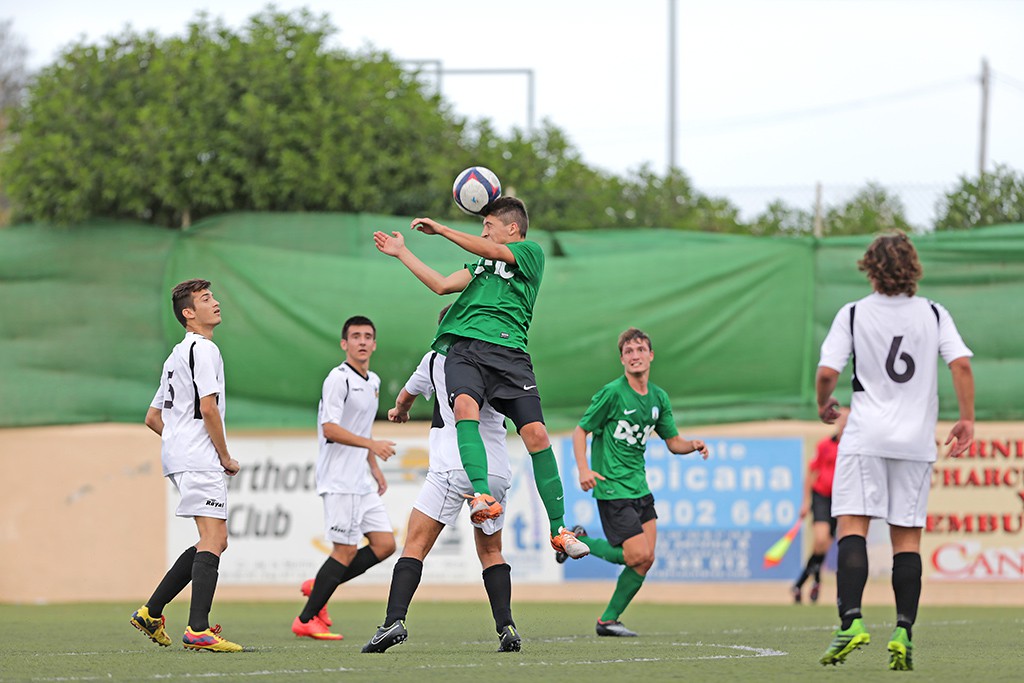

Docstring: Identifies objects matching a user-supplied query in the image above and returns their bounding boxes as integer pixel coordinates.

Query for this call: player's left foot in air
[551,526,590,559]
[497,624,522,652]
[819,618,870,665]
[596,619,638,637]
[130,605,171,647]
[182,625,245,652]
[791,585,802,604]
[887,627,913,671]
[809,582,821,603]
[554,525,587,564]
[299,579,332,626]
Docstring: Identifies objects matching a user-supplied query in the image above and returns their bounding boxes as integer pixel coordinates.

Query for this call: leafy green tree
[749,199,814,236]
[1,9,459,227]
[823,182,913,235]
[934,164,1024,230]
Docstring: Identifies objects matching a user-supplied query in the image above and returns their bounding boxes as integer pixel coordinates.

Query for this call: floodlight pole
[668,0,678,171]
[978,57,990,178]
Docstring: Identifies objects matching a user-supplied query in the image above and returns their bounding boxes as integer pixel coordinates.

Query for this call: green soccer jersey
[579,375,679,500]
[432,239,544,354]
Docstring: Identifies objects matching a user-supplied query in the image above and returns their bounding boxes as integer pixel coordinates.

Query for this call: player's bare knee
[519,422,550,451]
[374,535,397,560]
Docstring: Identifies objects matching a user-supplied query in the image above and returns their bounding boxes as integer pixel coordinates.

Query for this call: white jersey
[316,362,381,495]
[150,332,226,476]
[819,292,972,462]
[403,351,511,479]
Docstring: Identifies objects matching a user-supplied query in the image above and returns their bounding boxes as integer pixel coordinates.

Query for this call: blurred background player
[816,231,974,670]
[568,328,708,637]
[292,316,397,640]
[362,306,521,653]
[132,279,245,653]
[373,197,588,560]
[792,407,848,604]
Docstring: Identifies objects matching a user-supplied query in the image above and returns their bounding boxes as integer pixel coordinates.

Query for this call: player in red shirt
[792,407,848,603]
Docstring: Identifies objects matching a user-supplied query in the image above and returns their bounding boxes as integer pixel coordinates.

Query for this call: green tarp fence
[1,215,1020,431]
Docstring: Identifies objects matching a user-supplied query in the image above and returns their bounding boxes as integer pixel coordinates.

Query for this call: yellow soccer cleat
[130,606,171,647]
[182,625,244,652]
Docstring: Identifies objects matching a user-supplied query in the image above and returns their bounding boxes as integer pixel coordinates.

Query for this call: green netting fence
[1,215,1020,430]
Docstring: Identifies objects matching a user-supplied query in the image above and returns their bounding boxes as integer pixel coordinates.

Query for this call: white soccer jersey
[150,332,226,476]
[819,292,972,462]
[316,362,382,495]
[403,351,511,479]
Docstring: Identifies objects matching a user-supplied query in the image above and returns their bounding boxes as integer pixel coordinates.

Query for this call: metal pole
[813,182,824,238]
[668,0,677,170]
[979,57,990,178]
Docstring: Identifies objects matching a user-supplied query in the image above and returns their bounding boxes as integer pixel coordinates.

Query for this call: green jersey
[579,375,679,500]
[432,240,544,354]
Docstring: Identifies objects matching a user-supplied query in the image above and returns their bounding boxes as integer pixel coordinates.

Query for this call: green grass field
[1,601,1020,682]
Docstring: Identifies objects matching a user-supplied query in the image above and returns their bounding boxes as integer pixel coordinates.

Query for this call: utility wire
[683,76,975,134]
[993,70,1024,96]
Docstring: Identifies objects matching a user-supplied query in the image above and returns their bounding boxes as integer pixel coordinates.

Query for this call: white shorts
[413,470,510,535]
[322,492,394,545]
[831,454,932,527]
[168,470,228,519]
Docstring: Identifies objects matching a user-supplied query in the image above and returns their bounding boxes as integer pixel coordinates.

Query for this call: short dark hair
[342,315,376,340]
[438,305,452,325]
[857,230,923,296]
[618,327,653,354]
[484,196,529,237]
[171,279,211,328]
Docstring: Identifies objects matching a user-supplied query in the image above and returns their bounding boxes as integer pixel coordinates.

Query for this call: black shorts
[445,338,544,431]
[811,490,838,537]
[596,494,658,547]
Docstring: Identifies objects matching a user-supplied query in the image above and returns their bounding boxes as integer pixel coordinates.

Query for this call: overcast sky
[7,0,1024,225]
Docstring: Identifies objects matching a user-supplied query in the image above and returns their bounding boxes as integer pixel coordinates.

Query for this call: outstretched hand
[410,217,445,235]
[373,230,405,256]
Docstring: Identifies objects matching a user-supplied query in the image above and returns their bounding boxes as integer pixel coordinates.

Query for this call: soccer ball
[452,166,501,215]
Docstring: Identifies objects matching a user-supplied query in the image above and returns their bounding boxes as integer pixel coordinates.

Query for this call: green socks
[600,566,646,622]
[529,446,566,535]
[456,420,490,494]
[581,536,625,565]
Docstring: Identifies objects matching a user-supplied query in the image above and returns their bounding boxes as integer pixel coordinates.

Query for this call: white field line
[24,642,788,681]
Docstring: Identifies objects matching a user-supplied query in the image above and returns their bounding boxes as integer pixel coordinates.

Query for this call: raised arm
[411,217,516,263]
[373,230,471,294]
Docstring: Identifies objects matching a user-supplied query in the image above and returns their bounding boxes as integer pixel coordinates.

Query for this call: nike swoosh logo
[523,384,537,390]
[371,622,403,644]
[624,409,637,415]
[555,495,563,501]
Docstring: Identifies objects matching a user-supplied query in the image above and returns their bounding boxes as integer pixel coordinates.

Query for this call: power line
[993,70,1024,96]
[683,76,975,134]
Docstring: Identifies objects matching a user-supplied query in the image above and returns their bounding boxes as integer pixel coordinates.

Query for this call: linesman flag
[762,519,804,569]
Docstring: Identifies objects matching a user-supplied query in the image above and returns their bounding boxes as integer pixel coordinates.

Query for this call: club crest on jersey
[652,406,660,420]
[473,258,515,280]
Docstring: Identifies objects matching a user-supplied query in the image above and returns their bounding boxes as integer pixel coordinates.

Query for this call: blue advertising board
[561,437,804,581]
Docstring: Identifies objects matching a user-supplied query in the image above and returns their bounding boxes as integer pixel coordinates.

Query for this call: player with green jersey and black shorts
[373,196,589,561]
[569,328,708,637]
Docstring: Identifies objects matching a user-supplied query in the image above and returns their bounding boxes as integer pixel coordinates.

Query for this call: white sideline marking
[27,643,787,681]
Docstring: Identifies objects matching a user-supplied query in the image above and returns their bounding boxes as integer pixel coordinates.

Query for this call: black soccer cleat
[360,621,408,653]
[497,624,522,652]
[596,619,638,637]
[554,525,587,564]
